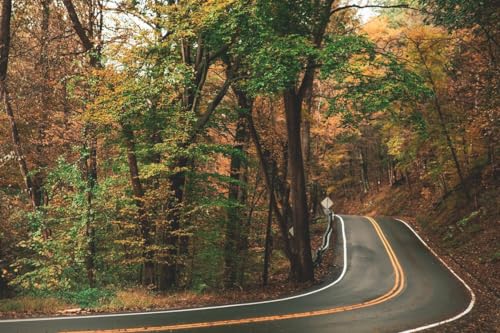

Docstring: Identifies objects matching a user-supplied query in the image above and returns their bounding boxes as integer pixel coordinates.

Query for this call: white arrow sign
[321,197,333,210]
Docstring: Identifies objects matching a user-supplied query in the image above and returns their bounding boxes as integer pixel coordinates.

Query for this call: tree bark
[301,84,313,175]
[283,88,314,282]
[0,0,11,79]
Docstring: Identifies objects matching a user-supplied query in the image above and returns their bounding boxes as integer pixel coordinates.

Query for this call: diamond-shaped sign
[321,197,333,210]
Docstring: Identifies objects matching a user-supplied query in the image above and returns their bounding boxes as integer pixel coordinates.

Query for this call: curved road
[0,216,474,333]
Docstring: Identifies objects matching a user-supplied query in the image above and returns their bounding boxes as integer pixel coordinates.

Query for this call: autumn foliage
[0,0,497,308]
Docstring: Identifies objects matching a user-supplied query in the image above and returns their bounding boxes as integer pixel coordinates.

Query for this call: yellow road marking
[61,217,404,333]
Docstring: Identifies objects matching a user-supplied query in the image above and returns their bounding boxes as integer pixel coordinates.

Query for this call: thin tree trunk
[62,0,103,287]
[415,44,469,199]
[1,84,37,207]
[0,234,7,297]
[404,170,411,192]
[224,97,249,288]
[82,130,97,288]
[262,170,275,286]
[359,149,369,193]
[239,178,264,287]
[0,0,42,211]
[26,0,52,209]
[432,94,469,197]
[247,109,294,263]
[440,174,448,196]
[122,123,155,286]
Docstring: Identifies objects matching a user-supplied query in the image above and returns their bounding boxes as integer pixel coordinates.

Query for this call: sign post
[314,197,335,267]
[321,196,333,215]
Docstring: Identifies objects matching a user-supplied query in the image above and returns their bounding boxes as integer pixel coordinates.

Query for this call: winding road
[0,216,474,333]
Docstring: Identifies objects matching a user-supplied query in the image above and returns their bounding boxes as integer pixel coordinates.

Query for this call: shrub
[57,288,115,308]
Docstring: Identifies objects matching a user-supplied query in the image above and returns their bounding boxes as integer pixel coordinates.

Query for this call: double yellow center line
[62,217,405,333]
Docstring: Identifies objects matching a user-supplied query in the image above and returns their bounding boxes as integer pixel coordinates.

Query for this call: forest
[0,0,498,326]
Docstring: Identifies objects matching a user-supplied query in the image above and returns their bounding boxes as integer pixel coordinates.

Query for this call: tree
[0,0,41,210]
[62,0,106,288]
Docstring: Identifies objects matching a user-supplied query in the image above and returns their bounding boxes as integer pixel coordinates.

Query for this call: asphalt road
[0,216,474,333]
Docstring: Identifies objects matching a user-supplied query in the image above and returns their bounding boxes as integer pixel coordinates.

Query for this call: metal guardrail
[313,209,334,267]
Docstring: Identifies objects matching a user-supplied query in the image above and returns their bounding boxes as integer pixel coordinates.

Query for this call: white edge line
[395,218,476,333]
[0,216,348,323]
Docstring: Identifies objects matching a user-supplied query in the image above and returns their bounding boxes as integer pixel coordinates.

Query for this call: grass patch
[98,289,162,311]
[97,288,218,312]
[57,288,115,308]
[0,296,72,314]
[0,288,116,316]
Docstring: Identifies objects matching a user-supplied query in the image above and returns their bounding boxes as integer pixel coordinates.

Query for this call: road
[0,216,474,333]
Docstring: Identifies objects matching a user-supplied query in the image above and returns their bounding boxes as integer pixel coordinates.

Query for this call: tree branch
[330,4,419,17]
[0,0,12,80]
[62,0,93,51]
[189,77,234,142]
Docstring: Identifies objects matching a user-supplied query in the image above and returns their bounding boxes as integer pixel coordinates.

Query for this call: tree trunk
[81,131,97,288]
[62,0,104,287]
[440,174,449,196]
[1,84,36,206]
[432,94,469,198]
[404,170,411,192]
[415,44,469,199]
[262,172,275,286]
[301,83,313,177]
[0,0,11,79]
[155,43,230,290]
[359,149,369,193]
[247,108,294,264]
[122,123,155,286]
[0,0,43,211]
[224,91,249,288]
[158,164,186,290]
[283,88,314,282]
[32,0,52,208]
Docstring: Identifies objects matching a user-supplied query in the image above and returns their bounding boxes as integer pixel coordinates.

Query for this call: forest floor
[338,170,500,332]
[0,220,338,319]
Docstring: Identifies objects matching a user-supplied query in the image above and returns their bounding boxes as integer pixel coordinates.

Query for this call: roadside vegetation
[0,0,497,330]
[0,223,334,317]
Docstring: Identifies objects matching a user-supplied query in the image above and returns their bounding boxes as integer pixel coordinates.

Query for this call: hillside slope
[337,171,499,332]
